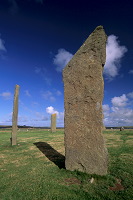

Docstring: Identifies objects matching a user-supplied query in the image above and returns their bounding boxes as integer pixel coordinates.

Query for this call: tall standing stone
[63,26,108,175]
[11,85,20,145]
[51,113,56,133]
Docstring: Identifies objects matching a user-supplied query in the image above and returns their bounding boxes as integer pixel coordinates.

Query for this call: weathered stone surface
[11,84,20,145]
[103,126,106,131]
[63,26,108,175]
[51,113,56,133]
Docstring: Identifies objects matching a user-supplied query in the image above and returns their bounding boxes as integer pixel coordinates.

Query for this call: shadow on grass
[34,142,65,169]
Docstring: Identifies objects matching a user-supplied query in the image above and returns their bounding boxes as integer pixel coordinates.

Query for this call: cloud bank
[25,90,31,97]
[46,106,64,126]
[111,94,128,107]
[103,92,133,127]
[127,92,133,99]
[129,70,133,74]
[0,92,12,100]
[0,36,6,52]
[46,106,59,115]
[104,35,127,80]
[53,49,73,72]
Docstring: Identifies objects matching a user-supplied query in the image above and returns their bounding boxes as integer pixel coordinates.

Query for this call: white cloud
[0,35,6,58]
[127,92,133,99]
[111,94,128,107]
[103,104,110,112]
[46,106,64,126]
[103,104,110,122]
[0,110,49,127]
[56,90,62,96]
[25,90,31,97]
[104,35,127,80]
[41,91,56,102]
[0,92,12,100]
[0,36,6,52]
[104,107,133,127]
[46,106,59,115]
[103,92,133,127]
[129,70,133,74]
[58,112,64,120]
[53,48,73,72]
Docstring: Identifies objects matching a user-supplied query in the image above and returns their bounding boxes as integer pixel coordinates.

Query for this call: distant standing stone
[120,127,124,131]
[63,26,108,175]
[51,113,56,133]
[11,85,20,145]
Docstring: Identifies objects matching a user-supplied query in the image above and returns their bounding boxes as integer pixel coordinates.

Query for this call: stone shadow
[34,142,65,169]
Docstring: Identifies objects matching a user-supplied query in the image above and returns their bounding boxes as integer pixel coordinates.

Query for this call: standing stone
[11,85,20,145]
[51,113,56,133]
[120,127,124,131]
[63,26,108,175]
[103,126,106,131]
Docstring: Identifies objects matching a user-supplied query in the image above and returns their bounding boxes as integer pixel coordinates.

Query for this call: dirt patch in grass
[63,177,81,186]
[109,179,124,191]
[29,146,37,151]
[0,154,7,159]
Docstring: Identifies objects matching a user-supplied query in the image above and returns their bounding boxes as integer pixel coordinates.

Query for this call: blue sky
[0,0,133,127]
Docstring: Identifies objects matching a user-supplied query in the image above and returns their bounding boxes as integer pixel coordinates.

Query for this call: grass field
[0,129,133,200]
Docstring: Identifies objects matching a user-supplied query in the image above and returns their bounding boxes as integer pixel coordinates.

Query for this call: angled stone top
[63,26,107,76]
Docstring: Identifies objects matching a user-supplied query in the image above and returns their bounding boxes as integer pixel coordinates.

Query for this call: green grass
[0,129,133,200]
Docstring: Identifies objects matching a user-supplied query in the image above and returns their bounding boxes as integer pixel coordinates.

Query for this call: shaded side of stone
[11,85,20,145]
[51,113,56,133]
[63,26,108,175]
